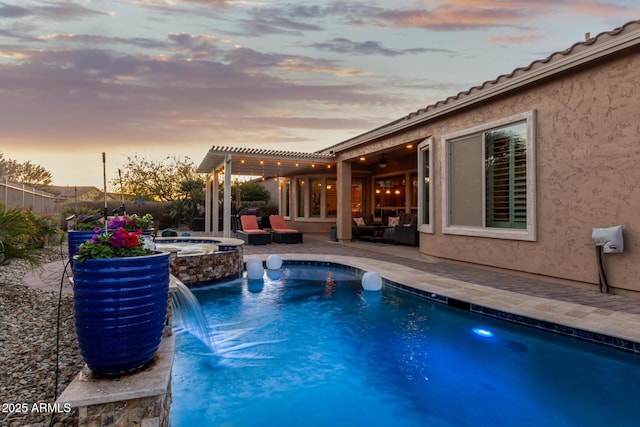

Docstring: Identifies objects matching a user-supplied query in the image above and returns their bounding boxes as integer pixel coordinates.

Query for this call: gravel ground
[0,245,82,427]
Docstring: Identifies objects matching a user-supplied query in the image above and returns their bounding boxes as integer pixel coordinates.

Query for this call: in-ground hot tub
[154,236,244,285]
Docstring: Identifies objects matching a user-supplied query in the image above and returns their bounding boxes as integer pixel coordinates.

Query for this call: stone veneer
[58,335,175,427]
[76,383,171,427]
[169,248,243,285]
[154,237,245,285]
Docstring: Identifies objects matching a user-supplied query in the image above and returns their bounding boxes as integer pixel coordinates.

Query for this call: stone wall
[170,249,243,285]
[77,386,171,427]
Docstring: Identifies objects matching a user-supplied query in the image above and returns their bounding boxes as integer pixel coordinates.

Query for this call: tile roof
[320,19,640,154]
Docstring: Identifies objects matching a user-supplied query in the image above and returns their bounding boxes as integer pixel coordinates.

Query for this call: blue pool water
[170,265,640,427]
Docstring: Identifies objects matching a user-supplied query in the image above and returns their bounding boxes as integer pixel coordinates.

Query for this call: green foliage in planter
[76,228,152,262]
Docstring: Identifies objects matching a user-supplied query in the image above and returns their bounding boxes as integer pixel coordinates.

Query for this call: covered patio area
[196,146,334,237]
[196,141,423,243]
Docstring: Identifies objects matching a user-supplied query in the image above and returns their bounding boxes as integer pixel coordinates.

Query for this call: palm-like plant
[0,203,40,265]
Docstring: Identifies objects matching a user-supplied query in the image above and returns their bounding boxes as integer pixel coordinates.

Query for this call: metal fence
[0,178,56,215]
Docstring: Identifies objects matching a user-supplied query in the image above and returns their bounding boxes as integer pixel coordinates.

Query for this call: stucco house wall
[416,50,639,295]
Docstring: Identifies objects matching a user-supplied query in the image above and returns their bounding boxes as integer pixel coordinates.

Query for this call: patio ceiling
[196,146,335,178]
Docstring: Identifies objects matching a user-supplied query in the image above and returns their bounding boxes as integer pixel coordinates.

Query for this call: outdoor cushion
[240,215,268,233]
[237,215,271,245]
[269,215,303,243]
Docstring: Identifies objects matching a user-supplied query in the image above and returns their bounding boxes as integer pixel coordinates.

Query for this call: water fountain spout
[171,279,217,352]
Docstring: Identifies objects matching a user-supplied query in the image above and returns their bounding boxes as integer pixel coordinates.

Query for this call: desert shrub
[24,211,63,248]
[0,204,40,264]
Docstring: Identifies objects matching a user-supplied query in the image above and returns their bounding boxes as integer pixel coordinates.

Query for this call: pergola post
[212,172,220,236]
[223,154,232,238]
[336,158,352,241]
[204,175,211,233]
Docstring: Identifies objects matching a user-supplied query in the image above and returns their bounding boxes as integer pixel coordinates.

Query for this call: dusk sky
[1,1,638,189]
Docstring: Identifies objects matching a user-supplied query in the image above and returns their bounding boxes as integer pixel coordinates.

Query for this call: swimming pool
[170,264,640,426]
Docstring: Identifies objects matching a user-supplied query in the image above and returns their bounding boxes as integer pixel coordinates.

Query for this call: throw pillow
[388,216,400,227]
[353,217,366,226]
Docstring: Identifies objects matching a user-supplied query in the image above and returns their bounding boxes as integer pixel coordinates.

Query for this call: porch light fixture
[378,154,388,168]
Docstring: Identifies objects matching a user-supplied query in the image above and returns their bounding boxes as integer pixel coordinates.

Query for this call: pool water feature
[171,279,216,352]
[171,265,640,426]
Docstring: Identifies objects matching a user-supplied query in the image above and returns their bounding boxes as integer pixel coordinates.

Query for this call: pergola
[196,146,335,236]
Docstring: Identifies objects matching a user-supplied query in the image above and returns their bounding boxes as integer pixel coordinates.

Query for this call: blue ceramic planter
[67,230,104,265]
[71,251,171,375]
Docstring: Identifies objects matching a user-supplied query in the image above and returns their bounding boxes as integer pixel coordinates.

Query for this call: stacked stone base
[77,383,171,427]
[170,249,243,285]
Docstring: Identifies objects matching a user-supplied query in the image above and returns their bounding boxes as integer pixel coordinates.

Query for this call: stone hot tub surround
[154,237,244,286]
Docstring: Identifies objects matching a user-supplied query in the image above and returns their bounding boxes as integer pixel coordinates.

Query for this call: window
[310,178,322,217]
[442,111,536,241]
[418,138,434,233]
[351,182,362,214]
[296,178,305,218]
[326,179,337,217]
[485,124,527,229]
[288,176,336,221]
[282,179,290,218]
[374,175,406,212]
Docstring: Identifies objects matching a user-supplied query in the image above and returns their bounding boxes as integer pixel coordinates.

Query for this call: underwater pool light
[472,327,494,337]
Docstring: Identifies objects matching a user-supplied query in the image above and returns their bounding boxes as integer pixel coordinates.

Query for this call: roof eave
[319,20,640,154]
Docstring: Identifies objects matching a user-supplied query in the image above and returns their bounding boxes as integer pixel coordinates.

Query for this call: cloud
[234,2,380,36]
[308,37,456,57]
[0,2,31,18]
[0,34,393,149]
[136,0,232,5]
[489,32,541,45]
[0,0,109,21]
[41,33,169,50]
[236,14,324,36]
[375,6,531,31]
[405,0,640,30]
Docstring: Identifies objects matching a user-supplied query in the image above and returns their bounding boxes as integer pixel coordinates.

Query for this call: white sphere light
[266,269,282,281]
[266,255,283,270]
[246,256,262,267]
[362,271,383,291]
[246,262,264,280]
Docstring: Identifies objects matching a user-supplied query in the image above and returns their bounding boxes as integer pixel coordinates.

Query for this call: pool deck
[24,233,640,346]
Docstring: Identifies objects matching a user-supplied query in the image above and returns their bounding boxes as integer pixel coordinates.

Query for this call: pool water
[170,265,640,427]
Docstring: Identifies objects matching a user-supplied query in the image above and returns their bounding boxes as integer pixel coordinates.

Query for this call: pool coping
[247,254,640,354]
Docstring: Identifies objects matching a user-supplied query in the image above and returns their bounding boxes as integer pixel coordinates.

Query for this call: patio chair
[237,215,271,245]
[385,213,418,246]
[352,213,383,241]
[269,215,303,244]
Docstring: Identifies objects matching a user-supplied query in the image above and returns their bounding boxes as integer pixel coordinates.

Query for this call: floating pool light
[246,256,262,267]
[472,327,494,338]
[246,257,264,280]
[266,255,283,270]
[267,269,282,281]
[247,280,264,293]
[246,262,264,280]
[362,271,383,291]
